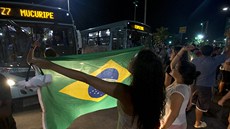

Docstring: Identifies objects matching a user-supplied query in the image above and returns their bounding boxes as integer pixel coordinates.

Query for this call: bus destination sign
[0,7,54,19]
[133,24,144,31]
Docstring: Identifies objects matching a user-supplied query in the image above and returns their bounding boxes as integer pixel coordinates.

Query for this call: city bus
[79,20,153,54]
[0,1,78,105]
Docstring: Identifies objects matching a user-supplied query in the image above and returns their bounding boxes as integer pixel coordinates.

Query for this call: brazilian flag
[39,47,142,129]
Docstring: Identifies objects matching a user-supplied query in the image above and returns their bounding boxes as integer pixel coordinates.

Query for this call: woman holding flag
[28,41,165,129]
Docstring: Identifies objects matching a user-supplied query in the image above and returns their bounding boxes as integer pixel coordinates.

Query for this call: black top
[221,70,230,83]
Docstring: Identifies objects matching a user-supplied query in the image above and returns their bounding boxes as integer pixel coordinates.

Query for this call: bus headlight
[7,79,16,87]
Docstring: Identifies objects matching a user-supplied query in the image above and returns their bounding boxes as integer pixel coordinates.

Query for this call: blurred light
[190,56,194,61]
[197,34,204,39]
[66,13,69,16]
[222,7,229,11]
[49,30,53,36]
[99,31,101,37]
[43,38,47,41]
[7,79,15,87]
[169,41,172,44]
[213,40,216,42]
[106,29,110,36]
[0,33,2,36]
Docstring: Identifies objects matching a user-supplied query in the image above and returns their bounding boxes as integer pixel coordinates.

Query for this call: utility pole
[144,0,147,24]
[67,0,70,12]
[205,21,209,35]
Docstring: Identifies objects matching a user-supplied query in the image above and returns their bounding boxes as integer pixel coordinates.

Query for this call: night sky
[1,0,229,40]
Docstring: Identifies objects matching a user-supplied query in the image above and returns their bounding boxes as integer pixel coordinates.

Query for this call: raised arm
[27,40,40,64]
[170,45,194,69]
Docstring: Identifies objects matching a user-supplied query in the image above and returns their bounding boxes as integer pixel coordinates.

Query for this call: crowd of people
[1,34,230,129]
[27,39,230,129]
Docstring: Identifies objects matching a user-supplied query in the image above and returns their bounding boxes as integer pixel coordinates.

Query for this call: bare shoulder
[113,83,132,102]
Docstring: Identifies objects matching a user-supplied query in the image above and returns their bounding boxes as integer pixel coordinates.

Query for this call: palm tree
[152,27,169,46]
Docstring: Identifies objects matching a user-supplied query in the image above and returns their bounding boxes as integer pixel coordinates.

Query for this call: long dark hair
[130,49,165,129]
[178,61,200,85]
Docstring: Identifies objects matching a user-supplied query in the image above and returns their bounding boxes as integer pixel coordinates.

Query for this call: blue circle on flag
[88,68,118,98]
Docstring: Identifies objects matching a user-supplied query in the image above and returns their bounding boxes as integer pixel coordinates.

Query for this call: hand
[184,45,195,51]
[32,40,41,48]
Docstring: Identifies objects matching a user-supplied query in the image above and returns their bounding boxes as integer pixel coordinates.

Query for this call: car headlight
[7,79,15,87]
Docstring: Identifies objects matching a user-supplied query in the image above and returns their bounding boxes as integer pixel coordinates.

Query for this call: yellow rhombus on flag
[59,60,131,102]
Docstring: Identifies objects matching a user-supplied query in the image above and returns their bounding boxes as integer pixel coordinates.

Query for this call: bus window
[88,31,98,46]
[99,29,110,46]
[112,28,125,50]
[0,23,32,66]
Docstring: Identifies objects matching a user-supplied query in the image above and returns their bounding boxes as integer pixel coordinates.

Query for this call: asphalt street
[12,101,228,129]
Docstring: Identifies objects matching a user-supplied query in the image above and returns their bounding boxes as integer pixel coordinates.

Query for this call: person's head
[170,45,188,61]
[44,47,58,57]
[200,45,213,56]
[171,61,200,85]
[193,48,202,57]
[129,49,165,129]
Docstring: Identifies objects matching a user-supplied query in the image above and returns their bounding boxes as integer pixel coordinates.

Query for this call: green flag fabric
[38,47,142,129]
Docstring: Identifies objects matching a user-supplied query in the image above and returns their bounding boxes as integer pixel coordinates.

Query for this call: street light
[200,21,209,35]
[222,7,229,11]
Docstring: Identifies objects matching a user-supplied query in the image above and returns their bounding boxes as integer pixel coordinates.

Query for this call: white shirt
[163,84,191,125]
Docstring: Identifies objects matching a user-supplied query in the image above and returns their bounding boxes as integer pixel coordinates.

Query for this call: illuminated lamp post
[67,0,70,12]
[133,0,138,21]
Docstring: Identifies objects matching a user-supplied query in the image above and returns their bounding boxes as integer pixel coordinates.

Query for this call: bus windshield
[0,20,76,67]
[0,1,78,99]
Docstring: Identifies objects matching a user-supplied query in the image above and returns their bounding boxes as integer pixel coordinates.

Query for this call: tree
[152,27,169,46]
